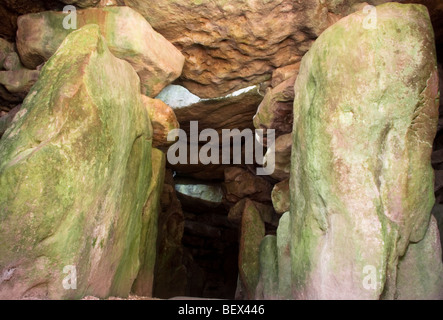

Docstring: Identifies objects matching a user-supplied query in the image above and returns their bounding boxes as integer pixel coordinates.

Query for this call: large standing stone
[0,25,154,299]
[255,235,278,300]
[276,212,291,299]
[238,201,265,299]
[288,3,442,299]
[16,6,185,97]
[132,148,166,297]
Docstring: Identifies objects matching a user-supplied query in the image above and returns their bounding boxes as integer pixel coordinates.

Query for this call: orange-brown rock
[121,0,352,98]
[142,95,179,148]
[253,76,296,137]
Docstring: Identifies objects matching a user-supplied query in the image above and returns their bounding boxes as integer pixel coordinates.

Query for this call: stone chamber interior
[1,0,443,300]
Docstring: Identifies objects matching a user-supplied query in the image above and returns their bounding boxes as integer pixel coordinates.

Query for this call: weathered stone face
[255,235,278,300]
[0,38,40,108]
[224,167,273,204]
[132,148,166,297]
[286,3,442,299]
[238,200,265,299]
[265,133,292,181]
[271,179,290,215]
[228,198,278,228]
[156,84,264,180]
[174,177,224,212]
[254,77,297,137]
[122,0,390,98]
[396,216,443,299]
[141,95,180,148]
[0,0,64,42]
[158,85,263,136]
[16,6,185,97]
[0,25,154,299]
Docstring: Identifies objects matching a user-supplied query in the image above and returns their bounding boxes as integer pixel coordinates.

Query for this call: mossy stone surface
[0,25,154,299]
[256,235,278,300]
[271,179,290,215]
[289,3,441,299]
[132,148,166,297]
[238,201,265,299]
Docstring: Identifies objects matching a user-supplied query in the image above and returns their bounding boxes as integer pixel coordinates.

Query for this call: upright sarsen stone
[289,3,442,299]
[0,25,154,299]
[132,148,166,297]
[238,202,265,299]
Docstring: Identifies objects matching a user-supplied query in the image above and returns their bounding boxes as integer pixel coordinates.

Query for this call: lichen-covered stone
[255,235,278,300]
[16,6,185,97]
[288,3,442,299]
[132,148,165,297]
[396,216,443,299]
[271,179,290,215]
[0,25,154,299]
[228,198,278,227]
[276,212,291,299]
[238,201,265,299]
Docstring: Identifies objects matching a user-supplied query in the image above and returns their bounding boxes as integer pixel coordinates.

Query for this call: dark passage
[177,178,239,299]
[182,209,239,299]
[153,172,239,299]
